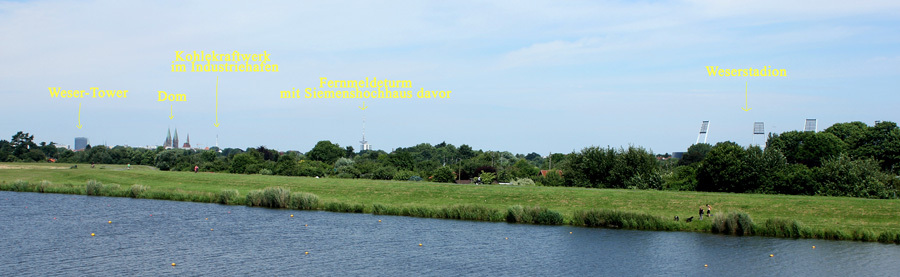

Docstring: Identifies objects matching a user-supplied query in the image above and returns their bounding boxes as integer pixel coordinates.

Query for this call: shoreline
[1,163,899,243]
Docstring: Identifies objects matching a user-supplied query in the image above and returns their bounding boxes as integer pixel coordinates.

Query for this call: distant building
[672,152,685,159]
[163,128,173,148]
[74,137,89,151]
[182,134,191,149]
[173,129,180,149]
[539,170,562,177]
[163,128,183,149]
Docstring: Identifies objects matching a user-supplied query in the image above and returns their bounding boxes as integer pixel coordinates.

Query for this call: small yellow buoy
[305,224,308,227]
[505,237,508,240]
[91,233,95,236]
[570,232,573,234]
[769,254,774,257]
[378,220,381,222]
[419,243,423,246]
[108,221,112,224]
[171,263,176,266]
[704,264,708,267]
[305,252,309,255]
[290,214,293,217]
[812,246,816,249]
[211,229,214,231]
[205,218,208,220]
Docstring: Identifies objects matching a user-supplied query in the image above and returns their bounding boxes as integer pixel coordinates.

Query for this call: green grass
[2,162,899,242]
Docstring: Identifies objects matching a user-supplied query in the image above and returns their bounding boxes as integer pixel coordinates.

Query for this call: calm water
[1,191,899,276]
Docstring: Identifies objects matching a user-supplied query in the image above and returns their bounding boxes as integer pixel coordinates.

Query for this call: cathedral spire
[173,128,180,149]
[164,128,172,148]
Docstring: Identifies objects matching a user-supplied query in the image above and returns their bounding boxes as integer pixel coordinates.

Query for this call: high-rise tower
[360,117,371,151]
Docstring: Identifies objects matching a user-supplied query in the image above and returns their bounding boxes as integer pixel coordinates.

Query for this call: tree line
[1,121,898,198]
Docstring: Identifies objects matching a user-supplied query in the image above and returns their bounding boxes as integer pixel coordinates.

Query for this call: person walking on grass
[699,206,704,220]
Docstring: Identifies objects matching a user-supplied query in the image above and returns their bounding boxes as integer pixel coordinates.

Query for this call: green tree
[766,131,845,167]
[512,159,539,178]
[458,144,475,160]
[10,131,38,158]
[307,140,344,164]
[230,153,260,174]
[697,141,746,192]
[854,122,900,173]
[816,154,891,198]
[610,146,658,189]
[274,154,300,176]
[678,143,712,166]
[155,150,180,171]
[824,121,868,148]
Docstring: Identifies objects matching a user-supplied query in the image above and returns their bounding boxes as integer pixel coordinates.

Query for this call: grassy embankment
[1,162,899,243]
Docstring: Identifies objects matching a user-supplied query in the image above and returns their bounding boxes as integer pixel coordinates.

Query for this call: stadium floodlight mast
[753,122,765,146]
[696,120,710,144]
[804,119,817,132]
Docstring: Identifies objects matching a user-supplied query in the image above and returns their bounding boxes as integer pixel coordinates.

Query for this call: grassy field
[2,162,899,239]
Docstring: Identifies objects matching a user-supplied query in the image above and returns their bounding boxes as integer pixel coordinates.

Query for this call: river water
[1,191,898,276]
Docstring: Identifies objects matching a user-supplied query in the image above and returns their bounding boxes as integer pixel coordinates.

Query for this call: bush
[510,178,535,186]
[711,211,755,236]
[259,168,273,175]
[39,180,52,193]
[246,190,264,207]
[443,205,503,221]
[854,229,878,242]
[324,202,366,213]
[393,170,416,181]
[260,187,291,208]
[216,189,239,204]
[372,166,397,180]
[86,180,103,196]
[409,175,423,182]
[101,184,122,196]
[432,166,456,183]
[11,180,32,192]
[289,192,320,210]
[572,209,675,230]
[129,184,149,198]
[506,205,563,225]
[479,171,496,185]
[372,203,400,215]
[816,154,892,199]
[876,230,900,244]
[756,218,809,238]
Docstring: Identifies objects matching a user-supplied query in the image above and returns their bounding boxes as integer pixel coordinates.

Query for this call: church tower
[182,134,191,149]
[164,128,172,148]
[173,128,180,149]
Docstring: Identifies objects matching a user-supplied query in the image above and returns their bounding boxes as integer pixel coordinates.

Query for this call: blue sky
[1,0,898,155]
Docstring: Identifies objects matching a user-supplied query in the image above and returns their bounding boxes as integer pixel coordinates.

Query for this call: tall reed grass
[711,211,755,236]
[571,209,677,230]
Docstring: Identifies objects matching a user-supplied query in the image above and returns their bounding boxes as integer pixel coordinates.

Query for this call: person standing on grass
[194,165,199,173]
[699,206,704,220]
[707,204,712,217]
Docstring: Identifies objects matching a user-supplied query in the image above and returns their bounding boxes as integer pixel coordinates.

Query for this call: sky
[1,0,898,155]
